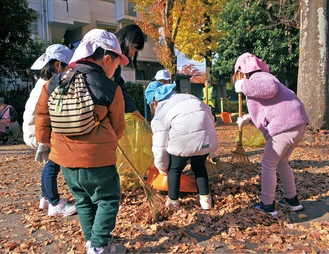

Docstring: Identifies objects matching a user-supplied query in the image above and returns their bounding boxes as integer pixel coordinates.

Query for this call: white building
[28,0,162,82]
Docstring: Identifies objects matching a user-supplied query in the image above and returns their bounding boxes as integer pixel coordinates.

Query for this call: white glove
[158,168,168,175]
[234,79,245,93]
[236,114,251,127]
[35,143,50,163]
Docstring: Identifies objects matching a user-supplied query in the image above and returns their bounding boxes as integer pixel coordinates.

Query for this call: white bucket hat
[31,44,73,70]
[69,29,129,68]
[154,69,171,81]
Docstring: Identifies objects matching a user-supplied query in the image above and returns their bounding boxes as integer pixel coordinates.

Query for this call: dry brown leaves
[0,125,329,253]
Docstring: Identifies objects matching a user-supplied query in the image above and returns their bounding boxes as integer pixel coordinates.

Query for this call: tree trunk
[297,0,329,130]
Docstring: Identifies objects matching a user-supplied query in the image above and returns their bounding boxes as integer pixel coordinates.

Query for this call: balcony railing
[47,0,91,26]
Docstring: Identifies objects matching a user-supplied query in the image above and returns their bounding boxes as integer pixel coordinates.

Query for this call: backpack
[48,69,100,136]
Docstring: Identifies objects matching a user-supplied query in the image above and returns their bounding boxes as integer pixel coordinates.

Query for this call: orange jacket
[35,62,125,168]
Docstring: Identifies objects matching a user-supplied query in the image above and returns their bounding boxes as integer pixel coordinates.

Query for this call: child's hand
[236,114,251,127]
[234,79,245,93]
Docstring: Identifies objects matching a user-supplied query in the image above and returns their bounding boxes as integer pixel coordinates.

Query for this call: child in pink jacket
[233,52,310,216]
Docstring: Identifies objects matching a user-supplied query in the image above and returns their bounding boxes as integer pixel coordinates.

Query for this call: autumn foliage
[178,63,206,83]
[131,0,223,76]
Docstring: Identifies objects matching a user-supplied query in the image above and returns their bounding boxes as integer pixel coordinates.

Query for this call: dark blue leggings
[41,160,61,205]
[167,154,209,200]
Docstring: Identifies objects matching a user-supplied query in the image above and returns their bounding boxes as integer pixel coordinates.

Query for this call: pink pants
[261,124,306,205]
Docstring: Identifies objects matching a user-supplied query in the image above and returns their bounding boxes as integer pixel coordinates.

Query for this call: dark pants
[41,160,61,205]
[62,165,121,248]
[0,122,21,140]
[168,154,209,200]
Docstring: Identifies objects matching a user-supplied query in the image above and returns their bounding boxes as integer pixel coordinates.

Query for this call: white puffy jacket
[151,93,219,171]
[23,78,48,149]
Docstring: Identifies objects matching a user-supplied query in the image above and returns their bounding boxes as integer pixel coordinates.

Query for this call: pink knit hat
[234,52,270,74]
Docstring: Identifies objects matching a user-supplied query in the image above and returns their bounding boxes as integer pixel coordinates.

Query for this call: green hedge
[126,81,151,120]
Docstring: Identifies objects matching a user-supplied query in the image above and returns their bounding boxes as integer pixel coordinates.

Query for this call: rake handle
[117,144,146,186]
[238,92,243,146]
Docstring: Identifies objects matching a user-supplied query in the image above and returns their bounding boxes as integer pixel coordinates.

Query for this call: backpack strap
[60,69,77,87]
[0,105,10,119]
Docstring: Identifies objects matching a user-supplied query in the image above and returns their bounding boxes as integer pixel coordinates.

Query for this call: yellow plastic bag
[117,113,154,190]
[235,123,266,147]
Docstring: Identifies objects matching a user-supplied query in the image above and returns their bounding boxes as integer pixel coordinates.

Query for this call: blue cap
[145,81,176,106]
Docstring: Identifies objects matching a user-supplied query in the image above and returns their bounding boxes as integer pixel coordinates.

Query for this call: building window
[30,19,38,34]
[128,2,137,17]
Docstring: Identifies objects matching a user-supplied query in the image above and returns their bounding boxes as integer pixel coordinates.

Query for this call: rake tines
[231,143,251,165]
[118,145,164,222]
[231,92,252,166]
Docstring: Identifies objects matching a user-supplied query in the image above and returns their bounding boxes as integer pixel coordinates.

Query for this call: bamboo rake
[117,144,164,222]
[231,93,251,165]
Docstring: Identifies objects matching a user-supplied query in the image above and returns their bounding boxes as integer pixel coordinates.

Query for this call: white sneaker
[165,197,180,210]
[87,243,126,254]
[39,197,49,209]
[199,194,212,210]
[48,199,77,216]
[39,197,68,209]
[87,246,105,254]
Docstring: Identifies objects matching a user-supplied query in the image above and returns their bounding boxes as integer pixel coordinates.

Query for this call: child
[201,79,217,122]
[233,52,310,216]
[114,24,145,120]
[154,69,171,84]
[0,97,21,144]
[35,29,128,253]
[145,81,219,210]
[23,44,77,216]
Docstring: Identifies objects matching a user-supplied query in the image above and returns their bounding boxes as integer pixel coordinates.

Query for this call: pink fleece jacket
[241,72,310,139]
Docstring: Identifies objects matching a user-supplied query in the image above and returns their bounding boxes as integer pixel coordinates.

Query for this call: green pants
[62,165,121,248]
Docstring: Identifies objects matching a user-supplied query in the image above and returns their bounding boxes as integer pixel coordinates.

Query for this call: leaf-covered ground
[0,123,328,253]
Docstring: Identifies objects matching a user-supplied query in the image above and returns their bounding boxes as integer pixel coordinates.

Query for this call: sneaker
[87,246,108,254]
[39,196,49,209]
[40,197,67,209]
[48,199,77,216]
[253,201,278,216]
[86,240,91,252]
[199,194,212,210]
[87,243,127,254]
[165,197,180,210]
[279,195,303,211]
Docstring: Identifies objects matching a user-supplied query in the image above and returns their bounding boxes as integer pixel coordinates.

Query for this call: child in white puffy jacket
[23,44,76,217]
[145,81,219,210]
